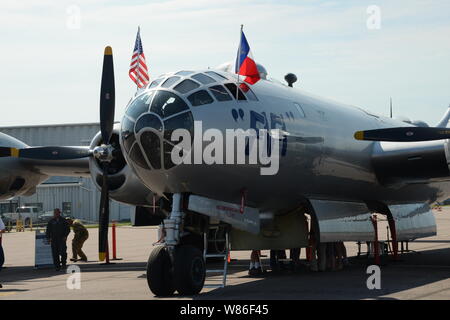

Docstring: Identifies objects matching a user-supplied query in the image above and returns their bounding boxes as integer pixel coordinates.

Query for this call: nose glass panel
[126,91,154,120]
[129,143,149,169]
[163,112,194,142]
[123,89,194,172]
[140,131,162,169]
[121,116,136,152]
[135,114,163,133]
[150,90,189,118]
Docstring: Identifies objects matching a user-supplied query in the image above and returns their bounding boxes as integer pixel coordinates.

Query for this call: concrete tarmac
[1,208,450,300]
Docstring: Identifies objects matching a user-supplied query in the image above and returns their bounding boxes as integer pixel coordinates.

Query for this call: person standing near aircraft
[0,215,5,288]
[248,250,262,276]
[46,208,70,271]
[68,218,89,262]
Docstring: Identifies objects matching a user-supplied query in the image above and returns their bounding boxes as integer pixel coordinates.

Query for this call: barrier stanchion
[111,221,122,261]
[387,218,399,260]
[112,221,117,259]
[370,215,380,265]
[16,219,24,232]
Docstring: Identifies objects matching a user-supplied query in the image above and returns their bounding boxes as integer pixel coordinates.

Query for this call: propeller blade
[354,127,450,142]
[100,46,116,145]
[0,146,91,160]
[98,164,110,261]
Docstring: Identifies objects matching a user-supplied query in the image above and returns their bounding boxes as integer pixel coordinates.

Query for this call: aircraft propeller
[0,46,117,262]
[354,127,450,142]
[97,46,116,262]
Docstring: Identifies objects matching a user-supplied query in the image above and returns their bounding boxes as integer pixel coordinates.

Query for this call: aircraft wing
[21,156,91,177]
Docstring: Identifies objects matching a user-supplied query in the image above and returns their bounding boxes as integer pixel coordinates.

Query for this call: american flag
[129,27,149,88]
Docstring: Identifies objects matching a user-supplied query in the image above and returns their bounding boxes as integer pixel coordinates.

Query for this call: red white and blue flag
[129,27,150,88]
[235,29,260,85]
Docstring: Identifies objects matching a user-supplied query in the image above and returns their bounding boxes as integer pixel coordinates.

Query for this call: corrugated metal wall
[0,123,133,222]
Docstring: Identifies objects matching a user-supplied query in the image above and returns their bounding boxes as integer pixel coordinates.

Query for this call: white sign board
[34,229,54,269]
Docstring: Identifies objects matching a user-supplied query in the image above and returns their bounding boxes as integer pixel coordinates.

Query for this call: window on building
[24,203,43,211]
[62,202,72,217]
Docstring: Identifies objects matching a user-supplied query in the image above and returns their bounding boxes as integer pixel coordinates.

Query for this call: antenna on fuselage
[284,73,297,87]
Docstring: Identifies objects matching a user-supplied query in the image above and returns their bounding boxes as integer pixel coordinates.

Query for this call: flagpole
[136,26,140,92]
[236,24,243,101]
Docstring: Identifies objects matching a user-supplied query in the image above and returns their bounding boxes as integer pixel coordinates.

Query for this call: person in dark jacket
[46,208,70,271]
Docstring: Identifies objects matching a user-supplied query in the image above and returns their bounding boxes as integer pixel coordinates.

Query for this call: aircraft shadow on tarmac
[0,262,147,285]
[1,248,450,299]
[192,247,450,300]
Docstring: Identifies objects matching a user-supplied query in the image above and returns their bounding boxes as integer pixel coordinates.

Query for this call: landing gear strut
[146,193,206,296]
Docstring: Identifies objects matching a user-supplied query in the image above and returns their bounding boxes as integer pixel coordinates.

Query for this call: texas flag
[235,29,260,85]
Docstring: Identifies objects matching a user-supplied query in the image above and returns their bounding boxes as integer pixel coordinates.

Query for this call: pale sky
[1,0,450,127]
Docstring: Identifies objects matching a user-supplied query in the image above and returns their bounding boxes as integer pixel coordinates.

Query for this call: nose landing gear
[147,244,206,296]
[146,245,175,296]
[173,245,206,295]
[146,193,206,296]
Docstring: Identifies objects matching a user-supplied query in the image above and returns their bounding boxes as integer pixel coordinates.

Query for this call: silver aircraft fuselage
[120,69,450,214]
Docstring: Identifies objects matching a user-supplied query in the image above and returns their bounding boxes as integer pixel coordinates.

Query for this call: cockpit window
[239,83,258,101]
[191,73,215,85]
[126,91,153,120]
[187,90,214,107]
[205,71,228,80]
[148,78,164,89]
[174,79,200,94]
[150,90,189,118]
[175,70,194,76]
[161,76,181,88]
[224,83,247,101]
[208,85,232,101]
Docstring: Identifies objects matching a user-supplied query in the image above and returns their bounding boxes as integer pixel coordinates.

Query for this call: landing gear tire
[173,245,205,295]
[146,246,175,296]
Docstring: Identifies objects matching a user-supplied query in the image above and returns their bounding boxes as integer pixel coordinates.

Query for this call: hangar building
[0,123,134,223]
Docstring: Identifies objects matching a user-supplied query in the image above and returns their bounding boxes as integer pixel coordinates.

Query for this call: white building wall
[0,123,133,222]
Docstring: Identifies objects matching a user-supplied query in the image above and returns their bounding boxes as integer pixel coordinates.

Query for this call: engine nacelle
[89,129,154,206]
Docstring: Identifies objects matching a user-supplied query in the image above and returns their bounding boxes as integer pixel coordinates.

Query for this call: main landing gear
[146,194,206,296]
